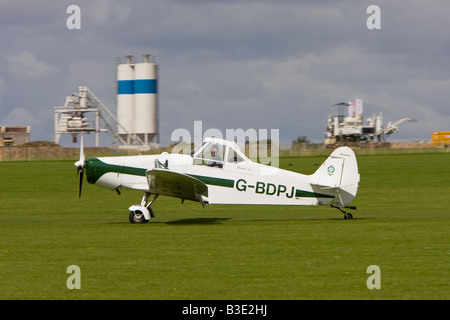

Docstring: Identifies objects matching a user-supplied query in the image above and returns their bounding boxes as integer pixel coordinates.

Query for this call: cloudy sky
[0,0,449,147]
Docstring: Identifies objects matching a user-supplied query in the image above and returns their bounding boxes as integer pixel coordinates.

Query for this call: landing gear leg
[141,193,158,218]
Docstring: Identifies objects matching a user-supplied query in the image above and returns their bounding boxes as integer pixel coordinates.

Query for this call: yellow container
[431,131,450,145]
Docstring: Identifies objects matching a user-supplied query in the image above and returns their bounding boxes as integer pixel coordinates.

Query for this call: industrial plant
[54,54,159,150]
[323,99,416,148]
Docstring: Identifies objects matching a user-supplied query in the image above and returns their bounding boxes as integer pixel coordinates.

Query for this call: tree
[293,136,310,144]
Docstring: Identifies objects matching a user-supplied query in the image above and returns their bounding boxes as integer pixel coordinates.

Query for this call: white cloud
[6,50,59,79]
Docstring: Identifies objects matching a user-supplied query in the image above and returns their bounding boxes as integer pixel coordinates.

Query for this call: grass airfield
[0,151,448,299]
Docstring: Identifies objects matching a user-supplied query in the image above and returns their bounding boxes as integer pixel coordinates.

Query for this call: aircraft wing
[146,168,209,205]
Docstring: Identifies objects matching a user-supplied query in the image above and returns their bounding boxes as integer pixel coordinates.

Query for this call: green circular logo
[327,165,335,174]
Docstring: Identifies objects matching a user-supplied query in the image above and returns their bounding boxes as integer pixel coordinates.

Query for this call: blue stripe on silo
[118,80,134,94]
[134,79,157,94]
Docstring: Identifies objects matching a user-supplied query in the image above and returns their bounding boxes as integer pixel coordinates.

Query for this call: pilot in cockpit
[208,145,223,168]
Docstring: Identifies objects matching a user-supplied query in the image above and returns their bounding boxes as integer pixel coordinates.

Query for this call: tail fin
[310,147,360,207]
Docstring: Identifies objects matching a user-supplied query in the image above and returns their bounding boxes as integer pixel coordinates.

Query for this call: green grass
[0,152,449,299]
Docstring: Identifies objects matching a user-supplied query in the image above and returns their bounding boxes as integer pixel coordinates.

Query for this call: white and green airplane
[75,137,360,223]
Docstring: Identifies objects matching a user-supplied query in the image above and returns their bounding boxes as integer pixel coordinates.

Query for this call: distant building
[0,126,30,146]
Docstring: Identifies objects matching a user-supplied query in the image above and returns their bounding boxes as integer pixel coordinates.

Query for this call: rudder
[310,147,359,207]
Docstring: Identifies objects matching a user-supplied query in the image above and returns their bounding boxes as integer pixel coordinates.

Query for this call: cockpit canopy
[192,137,249,167]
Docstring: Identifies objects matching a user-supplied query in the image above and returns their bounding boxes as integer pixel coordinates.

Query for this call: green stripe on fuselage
[295,189,335,198]
[186,174,235,188]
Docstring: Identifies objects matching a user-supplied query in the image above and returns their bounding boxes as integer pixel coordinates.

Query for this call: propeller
[74,133,85,198]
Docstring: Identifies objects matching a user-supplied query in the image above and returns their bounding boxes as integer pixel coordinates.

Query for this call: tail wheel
[344,213,353,220]
[332,204,355,220]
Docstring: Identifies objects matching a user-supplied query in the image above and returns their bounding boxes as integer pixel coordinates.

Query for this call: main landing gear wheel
[128,193,158,224]
[129,210,148,223]
[129,206,154,224]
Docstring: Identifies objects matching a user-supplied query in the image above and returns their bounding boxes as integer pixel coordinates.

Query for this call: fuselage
[85,152,337,206]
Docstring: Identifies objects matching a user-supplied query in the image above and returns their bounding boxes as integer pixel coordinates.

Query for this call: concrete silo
[117,55,135,143]
[133,54,158,145]
[116,54,159,149]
